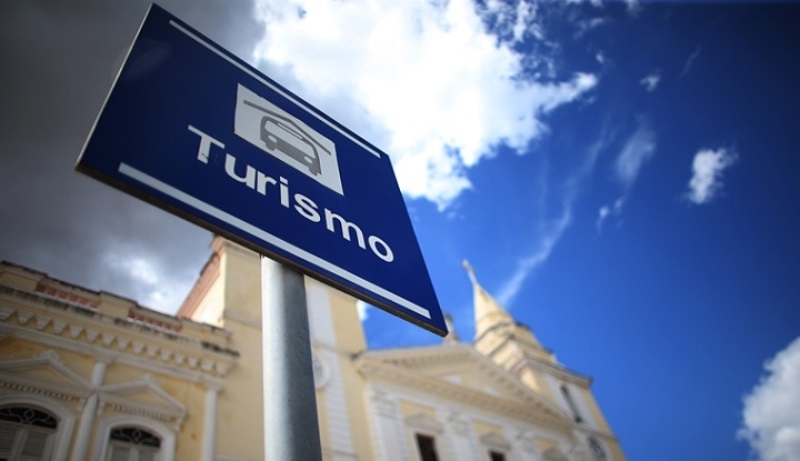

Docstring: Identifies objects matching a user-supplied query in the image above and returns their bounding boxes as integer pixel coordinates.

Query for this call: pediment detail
[0,350,90,400]
[98,374,186,425]
[480,431,512,450]
[405,412,443,434]
[357,345,574,431]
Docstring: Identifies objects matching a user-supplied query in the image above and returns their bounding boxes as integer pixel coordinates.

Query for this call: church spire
[463,260,548,356]
[462,260,514,340]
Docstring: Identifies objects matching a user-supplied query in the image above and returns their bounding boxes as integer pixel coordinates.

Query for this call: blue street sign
[77,4,446,336]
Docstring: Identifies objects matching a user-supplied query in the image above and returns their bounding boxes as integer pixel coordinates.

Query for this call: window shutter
[138,450,157,461]
[19,429,53,461]
[0,424,18,454]
[108,444,132,461]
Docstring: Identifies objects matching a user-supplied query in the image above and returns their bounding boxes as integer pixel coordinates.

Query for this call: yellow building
[0,237,624,461]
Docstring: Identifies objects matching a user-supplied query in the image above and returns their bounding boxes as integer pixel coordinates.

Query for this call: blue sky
[2,1,800,460]
[317,2,800,459]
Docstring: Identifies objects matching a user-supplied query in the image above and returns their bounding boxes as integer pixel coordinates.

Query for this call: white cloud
[596,197,625,232]
[496,205,572,307]
[595,52,607,65]
[626,0,642,16]
[615,121,656,187]
[596,205,611,229]
[493,117,609,304]
[739,337,800,461]
[680,46,702,78]
[686,148,737,205]
[640,71,661,92]
[575,17,609,40]
[477,0,546,44]
[566,0,604,6]
[595,121,654,234]
[102,250,194,313]
[251,0,596,210]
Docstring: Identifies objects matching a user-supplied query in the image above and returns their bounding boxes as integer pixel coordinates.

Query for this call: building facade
[0,237,624,460]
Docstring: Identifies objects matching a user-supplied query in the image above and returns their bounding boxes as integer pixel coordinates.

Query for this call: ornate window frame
[94,414,176,461]
[0,393,76,461]
[480,431,512,461]
[587,436,607,461]
[311,352,329,389]
[405,412,444,461]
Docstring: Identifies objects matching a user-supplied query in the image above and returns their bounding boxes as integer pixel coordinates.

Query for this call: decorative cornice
[512,356,592,387]
[128,308,182,333]
[34,282,99,310]
[480,431,512,450]
[0,298,237,381]
[0,380,86,403]
[356,352,574,433]
[363,344,587,394]
[364,344,474,368]
[405,412,443,434]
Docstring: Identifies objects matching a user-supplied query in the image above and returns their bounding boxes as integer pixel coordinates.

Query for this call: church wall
[193,274,225,327]
[220,242,261,320]
[214,314,263,461]
[328,289,373,461]
[366,380,579,461]
[577,386,610,433]
[215,269,262,459]
[519,367,545,394]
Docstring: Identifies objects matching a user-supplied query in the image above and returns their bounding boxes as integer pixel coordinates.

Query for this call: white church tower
[465,261,625,461]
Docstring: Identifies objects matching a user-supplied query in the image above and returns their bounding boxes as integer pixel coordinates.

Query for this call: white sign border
[119,163,432,319]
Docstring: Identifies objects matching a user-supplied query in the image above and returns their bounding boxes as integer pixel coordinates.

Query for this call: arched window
[588,437,607,461]
[95,416,175,461]
[560,384,583,423]
[0,406,59,461]
[105,426,162,461]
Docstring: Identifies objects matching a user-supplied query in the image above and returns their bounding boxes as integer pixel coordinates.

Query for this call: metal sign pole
[261,256,322,460]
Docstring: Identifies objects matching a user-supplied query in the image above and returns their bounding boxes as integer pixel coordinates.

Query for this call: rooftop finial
[462,259,477,284]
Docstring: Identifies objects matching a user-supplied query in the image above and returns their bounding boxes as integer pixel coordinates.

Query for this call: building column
[70,356,110,461]
[201,381,222,461]
[444,411,475,461]
[368,390,408,461]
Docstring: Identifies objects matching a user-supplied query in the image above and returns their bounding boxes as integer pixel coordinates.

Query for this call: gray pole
[261,256,322,460]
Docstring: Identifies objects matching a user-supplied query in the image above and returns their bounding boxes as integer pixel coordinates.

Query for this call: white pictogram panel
[234,84,344,195]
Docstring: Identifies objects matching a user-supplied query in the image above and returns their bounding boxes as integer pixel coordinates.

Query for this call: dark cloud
[0,1,262,312]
